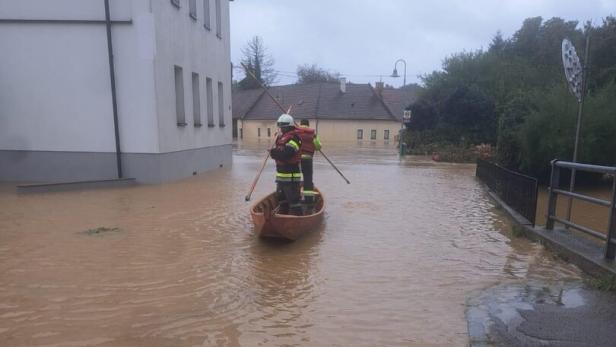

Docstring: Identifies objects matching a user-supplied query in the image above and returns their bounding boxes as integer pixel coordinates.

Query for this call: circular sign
[561,38,583,102]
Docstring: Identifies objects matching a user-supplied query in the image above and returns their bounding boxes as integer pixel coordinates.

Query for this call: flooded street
[0,143,583,346]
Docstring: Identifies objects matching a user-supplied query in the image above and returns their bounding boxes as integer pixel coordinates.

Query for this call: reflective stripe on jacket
[272,129,302,181]
[276,172,303,182]
[273,130,301,166]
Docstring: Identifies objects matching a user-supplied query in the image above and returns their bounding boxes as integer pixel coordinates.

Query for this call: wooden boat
[250,188,325,240]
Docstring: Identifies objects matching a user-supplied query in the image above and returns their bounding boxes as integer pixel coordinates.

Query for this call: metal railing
[476,159,539,225]
[546,160,616,259]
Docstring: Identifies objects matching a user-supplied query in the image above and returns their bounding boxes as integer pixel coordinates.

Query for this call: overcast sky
[230,0,615,87]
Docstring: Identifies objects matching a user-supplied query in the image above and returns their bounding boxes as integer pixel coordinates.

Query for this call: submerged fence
[546,160,616,259]
[476,159,539,225]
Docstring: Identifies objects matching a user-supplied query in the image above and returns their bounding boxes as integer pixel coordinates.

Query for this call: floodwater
[0,143,582,347]
[536,185,612,236]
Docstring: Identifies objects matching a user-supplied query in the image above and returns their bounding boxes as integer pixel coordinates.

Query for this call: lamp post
[391,59,407,87]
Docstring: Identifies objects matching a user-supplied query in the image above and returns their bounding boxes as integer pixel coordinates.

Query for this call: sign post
[561,36,590,223]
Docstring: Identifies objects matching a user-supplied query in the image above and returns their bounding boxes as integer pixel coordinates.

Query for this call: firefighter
[269,114,303,215]
[296,119,322,206]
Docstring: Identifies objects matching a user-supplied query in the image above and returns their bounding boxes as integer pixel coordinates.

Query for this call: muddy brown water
[536,185,612,236]
[0,143,582,346]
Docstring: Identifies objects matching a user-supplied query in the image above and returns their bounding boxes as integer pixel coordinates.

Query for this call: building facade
[0,0,232,183]
[233,80,416,143]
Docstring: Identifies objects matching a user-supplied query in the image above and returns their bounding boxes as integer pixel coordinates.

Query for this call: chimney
[375,81,384,97]
[339,77,347,93]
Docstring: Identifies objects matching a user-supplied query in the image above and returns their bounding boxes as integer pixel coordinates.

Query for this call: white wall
[152,0,232,153]
[0,0,160,153]
[0,0,131,19]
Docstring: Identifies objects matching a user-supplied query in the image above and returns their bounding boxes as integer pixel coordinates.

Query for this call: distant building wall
[239,119,401,143]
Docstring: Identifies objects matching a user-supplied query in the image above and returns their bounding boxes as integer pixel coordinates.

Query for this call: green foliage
[511,224,526,237]
[589,274,616,291]
[407,16,616,179]
[296,64,341,84]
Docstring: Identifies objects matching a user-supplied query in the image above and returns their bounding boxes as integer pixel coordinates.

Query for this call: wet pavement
[0,142,610,346]
[467,281,616,346]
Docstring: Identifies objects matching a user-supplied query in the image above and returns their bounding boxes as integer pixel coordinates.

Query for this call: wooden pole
[245,152,270,201]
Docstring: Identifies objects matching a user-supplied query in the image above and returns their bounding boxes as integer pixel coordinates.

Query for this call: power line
[233,64,420,83]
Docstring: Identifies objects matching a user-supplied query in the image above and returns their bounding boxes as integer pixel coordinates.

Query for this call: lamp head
[391,68,399,78]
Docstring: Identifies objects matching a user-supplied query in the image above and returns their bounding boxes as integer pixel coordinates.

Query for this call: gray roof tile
[232,82,414,121]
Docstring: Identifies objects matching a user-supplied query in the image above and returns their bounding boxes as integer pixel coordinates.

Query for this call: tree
[238,36,277,90]
[296,64,341,84]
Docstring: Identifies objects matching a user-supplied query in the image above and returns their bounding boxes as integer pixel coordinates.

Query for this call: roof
[244,83,322,120]
[381,87,419,121]
[232,88,263,120]
[232,82,411,122]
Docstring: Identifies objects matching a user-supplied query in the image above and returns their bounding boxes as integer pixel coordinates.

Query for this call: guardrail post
[546,160,560,230]
[605,176,616,260]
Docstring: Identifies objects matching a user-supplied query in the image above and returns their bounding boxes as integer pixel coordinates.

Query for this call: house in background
[232,79,417,143]
[0,0,232,183]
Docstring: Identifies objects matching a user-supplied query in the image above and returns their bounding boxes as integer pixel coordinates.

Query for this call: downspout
[104,0,123,178]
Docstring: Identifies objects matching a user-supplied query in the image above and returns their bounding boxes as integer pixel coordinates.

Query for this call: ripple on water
[0,144,583,346]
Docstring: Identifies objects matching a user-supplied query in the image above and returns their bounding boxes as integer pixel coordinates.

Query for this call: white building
[0,0,232,183]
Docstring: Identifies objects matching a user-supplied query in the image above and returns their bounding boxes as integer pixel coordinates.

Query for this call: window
[203,0,211,29]
[215,0,221,38]
[258,128,261,137]
[171,0,180,8]
[371,129,377,140]
[384,129,390,140]
[239,128,243,139]
[357,129,363,140]
[218,81,225,127]
[267,128,271,137]
[174,66,186,126]
[206,77,214,126]
[189,0,197,19]
[192,73,201,126]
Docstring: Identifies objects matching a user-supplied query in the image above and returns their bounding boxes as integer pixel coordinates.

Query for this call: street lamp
[391,59,407,87]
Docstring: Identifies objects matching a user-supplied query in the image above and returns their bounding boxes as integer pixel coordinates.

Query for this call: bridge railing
[546,160,616,259]
[476,158,538,225]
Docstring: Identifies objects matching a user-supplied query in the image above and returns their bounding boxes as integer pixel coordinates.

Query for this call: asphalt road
[467,282,616,346]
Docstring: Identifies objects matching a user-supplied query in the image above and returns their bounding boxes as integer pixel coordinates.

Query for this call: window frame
[370,129,377,140]
[192,72,201,127]
[203,0,211,30]
[384,129,390,140]
[357,129,363,140]
[217,81,225,127]
[215,0,222,38]
[206,77,214,127]
[189,0,197,19]
[174,65,186,126]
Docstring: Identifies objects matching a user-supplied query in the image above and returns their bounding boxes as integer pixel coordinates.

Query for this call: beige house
[232,80,417,143]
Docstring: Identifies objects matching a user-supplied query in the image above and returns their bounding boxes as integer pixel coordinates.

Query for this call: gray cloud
[231,0,615,86]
